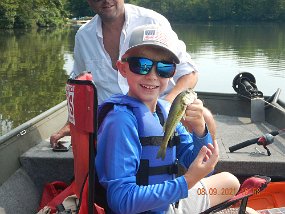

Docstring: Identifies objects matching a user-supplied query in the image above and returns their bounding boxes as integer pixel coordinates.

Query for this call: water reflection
[0,27,76,136]
[172,23,285,98]
[1,23,285,136]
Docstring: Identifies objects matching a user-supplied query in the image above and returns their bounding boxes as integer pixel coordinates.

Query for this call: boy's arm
[176,122,212,168]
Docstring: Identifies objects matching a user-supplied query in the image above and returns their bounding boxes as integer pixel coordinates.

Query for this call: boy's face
[118,46,175,107]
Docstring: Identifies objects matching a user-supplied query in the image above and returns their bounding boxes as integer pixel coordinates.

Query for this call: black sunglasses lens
[157,62,176,78]
[126,57,175,78]
[128,58,153,75]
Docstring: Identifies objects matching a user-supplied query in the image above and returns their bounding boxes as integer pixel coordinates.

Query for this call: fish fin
[156,148,166,160]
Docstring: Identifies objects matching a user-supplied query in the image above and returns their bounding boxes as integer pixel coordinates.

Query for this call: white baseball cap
[125,24,180,64]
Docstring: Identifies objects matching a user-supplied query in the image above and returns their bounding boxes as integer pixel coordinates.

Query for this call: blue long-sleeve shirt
[95,105,212,214]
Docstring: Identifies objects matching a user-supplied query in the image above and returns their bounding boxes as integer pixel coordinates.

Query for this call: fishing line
[234,95,285,135]
[259,97,285,113]
[236,93,285,114]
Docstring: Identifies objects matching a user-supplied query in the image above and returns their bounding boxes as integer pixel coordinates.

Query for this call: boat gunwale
[0,101,68,186]
[0,101,67,145]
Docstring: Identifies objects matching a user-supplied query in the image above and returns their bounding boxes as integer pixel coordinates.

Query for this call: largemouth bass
[156,89,197,160]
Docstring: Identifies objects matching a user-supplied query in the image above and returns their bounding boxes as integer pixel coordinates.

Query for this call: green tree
[66,0,94,18]
[0,0,18,28]
[208,0,235,21]
[0,0,68,29]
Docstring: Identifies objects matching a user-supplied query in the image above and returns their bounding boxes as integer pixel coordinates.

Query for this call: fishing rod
[229,129,285,156]
[230,72,285,156]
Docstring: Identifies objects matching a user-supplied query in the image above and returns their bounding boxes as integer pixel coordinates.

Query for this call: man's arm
[50,122,71,148]
[163,71,198,103]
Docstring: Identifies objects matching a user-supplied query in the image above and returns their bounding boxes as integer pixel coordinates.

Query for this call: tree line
[1,0,285,29]
[131,0,285,22]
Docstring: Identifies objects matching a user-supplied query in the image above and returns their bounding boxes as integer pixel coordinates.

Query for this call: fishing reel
[229,130,280,156]
[232,72,263,99]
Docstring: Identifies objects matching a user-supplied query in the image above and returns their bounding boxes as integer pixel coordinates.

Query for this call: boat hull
[0,101,68,186]
[0,92,284,213]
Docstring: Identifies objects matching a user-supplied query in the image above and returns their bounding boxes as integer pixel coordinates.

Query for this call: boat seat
[0,168,40,214]
[20,136,74,192]
[66,73,104,214]
[30,73,104,214]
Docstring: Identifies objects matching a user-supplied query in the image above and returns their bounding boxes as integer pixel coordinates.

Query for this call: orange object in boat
[247,182,285,210]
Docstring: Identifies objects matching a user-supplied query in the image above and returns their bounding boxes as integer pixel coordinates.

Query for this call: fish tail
[156,147,166,160]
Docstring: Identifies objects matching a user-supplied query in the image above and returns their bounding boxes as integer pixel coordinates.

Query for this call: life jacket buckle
[168,159,179,174]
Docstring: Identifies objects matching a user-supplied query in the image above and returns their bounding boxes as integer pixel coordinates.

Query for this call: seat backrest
[66,73,98,214]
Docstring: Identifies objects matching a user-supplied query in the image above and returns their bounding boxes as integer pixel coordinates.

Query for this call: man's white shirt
[71,4,198,104]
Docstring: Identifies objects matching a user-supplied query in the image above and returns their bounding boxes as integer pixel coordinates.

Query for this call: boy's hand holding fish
[184,98,207,137]
[157,89,209,160]
[157,89,198,160]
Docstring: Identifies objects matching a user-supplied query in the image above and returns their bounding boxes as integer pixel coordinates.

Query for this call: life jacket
[95,94,180,212]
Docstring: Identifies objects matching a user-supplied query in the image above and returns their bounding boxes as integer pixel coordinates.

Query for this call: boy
[50,1,217,149]
[95,24,240,214]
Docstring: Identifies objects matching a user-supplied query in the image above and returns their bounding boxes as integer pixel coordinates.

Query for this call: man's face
[87,0,125,21]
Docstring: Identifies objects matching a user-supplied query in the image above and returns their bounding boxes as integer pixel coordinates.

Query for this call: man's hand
[50,133,63,148]
[50,122,71,148]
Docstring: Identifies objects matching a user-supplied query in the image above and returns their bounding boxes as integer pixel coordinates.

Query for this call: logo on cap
[142,29,168,46]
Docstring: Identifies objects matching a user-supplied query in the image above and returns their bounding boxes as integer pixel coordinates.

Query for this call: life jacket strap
[140,135,180,147]
[136,159,179,186]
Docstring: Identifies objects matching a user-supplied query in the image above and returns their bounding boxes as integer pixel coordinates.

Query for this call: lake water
[173,23,285,99]
[1,22,285,136]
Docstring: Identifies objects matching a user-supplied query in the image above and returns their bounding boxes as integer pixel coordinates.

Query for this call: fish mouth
[140,84,159,90]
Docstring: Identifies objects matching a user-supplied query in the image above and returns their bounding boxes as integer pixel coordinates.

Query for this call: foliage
[1,0,285,29]
[65,0,94,18]
[0,0,18,28]
[0,0,68,29]
[131,0,285,22]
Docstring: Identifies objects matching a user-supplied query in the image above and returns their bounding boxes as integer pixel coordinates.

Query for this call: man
[50,0,215,147]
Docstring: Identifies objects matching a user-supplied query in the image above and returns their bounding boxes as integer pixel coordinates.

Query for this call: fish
[156,88,197,160]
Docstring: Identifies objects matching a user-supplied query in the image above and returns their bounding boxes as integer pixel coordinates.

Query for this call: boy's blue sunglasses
[122,57,176,78]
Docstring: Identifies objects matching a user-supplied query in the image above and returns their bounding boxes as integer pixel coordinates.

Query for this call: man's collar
[96,15,103,38]
[124,4,129,28]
